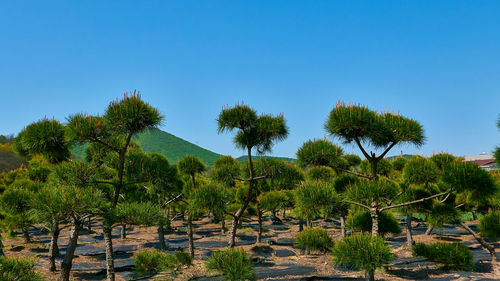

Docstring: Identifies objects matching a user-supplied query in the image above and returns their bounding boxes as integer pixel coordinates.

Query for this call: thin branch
[440,192,451,203]
[91,137,120,153]
[386,190,405,207]
[380,190,450,211]
[354,137,372,161]
[377,142,397,161]
[344,200,371,210]
[234,175,267,182]
[341,169,372,179]
[455,203,465,209]
[161,193,183,208]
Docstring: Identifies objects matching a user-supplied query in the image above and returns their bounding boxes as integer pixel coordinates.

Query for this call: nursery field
[2,215,499,280]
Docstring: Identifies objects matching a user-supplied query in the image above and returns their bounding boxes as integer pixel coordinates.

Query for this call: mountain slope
[133,128,222,166]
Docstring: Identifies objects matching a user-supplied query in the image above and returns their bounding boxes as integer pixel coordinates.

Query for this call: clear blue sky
[1,1,499,159]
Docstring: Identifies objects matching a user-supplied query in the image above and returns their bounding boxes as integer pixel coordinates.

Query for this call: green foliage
[210,156,241,187]
[0,256,45,281]
[332,234,393,275]
[398,185,434,214]
[347,210,402,236]
[295,227,333,253]
[189,183,232,218]
[205,248,256,281]
[359,159,393,177]
[117,202,162,226]
[134,249,191,275]
[178,155,205,178]
[391,156,407,171]
[306,166,335,182]
[403,156,439,186]
[343,154,361,169]
[295,181,339,220]
[217,104,288,154]
[13,118,69,163]
[478,211,500,241]
[346,178,399,207]
[296,139,344,169]
[259,190,290,213]
[427,201,460,227]
[442,162,497,204]
[430,153,458,171]
[412,242,473,270]
[325,102,424,148]
[333,174,359,193]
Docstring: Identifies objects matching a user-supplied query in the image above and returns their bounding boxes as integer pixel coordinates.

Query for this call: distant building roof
[463,154,497,170]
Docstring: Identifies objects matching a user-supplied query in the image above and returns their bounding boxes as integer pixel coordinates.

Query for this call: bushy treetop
[296,139,343,169]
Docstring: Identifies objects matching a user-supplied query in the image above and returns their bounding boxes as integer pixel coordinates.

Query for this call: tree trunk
[0,232,4,256]
[340,216,346,237]
[104,226,115,281]
[221,218,226,234]
[87,217,92,231]
[158,222,167,249]
[460,222,497,262]
[471,208,478,221]
[299,219,304,232]
[59,221,80,281]
[365,268,375,281]
[425,226,433,235]
[22,227,30,243]
[370,209,379,236]
[257,203,263,243]
[187,216,195,258]
[120,224,126,239]
[49,226,60,272]
[406,214,413,246]
[370,160,378,180]
[282,209,286,218]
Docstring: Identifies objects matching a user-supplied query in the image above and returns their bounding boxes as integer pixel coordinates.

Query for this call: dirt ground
[2,215,499,280]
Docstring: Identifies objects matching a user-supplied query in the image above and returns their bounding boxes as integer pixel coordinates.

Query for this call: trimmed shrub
[134,249,191,275]
[347,211,401,236]
[332,234,392,281]
[478,211,500,241]
[295,227,333,254]
[412,242,474,270]
[0,256,45,281]
[205,248,256,281]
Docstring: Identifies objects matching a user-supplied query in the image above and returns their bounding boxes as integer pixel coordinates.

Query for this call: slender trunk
[104,226,115,281]
[257,203,262,243]
[0,232,4,256]
[370,160,378,180]
[22,227,30,243]
[48,226,60,272]
[370,208,379,236]
[460,222,497,262]
[187,216,194,258]
[299,219,304,232]
[282,209,286,218]
[87,217,92,231]
[340,216,346,237]
[471,208,478,221]
[425,226,433,235]
[365,268,375,281]
[221,218,226,234]
[228,146,254,247]
[120,224,126,239]
[406,214,413,246]
[158,222,167,249]
[59,221,80,281]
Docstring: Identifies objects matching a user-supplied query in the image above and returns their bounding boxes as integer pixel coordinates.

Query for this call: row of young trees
[0,96,498,281]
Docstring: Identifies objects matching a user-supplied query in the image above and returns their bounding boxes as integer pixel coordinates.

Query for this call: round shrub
[134,249,191,275]
[205,248,256,281]
[332,234,393,281]
[478,211,500,241]
[295,227,333,254]
[412,242,473,270]
[347,211,401,236]
[0,256,45,281]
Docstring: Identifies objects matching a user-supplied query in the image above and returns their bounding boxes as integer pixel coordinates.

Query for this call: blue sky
[1,1,499,159]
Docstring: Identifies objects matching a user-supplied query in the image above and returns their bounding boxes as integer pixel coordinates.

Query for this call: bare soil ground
[2,215,499,280]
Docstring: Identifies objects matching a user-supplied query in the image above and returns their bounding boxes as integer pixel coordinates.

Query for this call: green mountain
[70,128,296,167]
[72,128,223,166]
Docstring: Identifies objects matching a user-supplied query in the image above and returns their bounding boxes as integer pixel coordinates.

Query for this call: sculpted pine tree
[325,102,449,236]
[66,92,162,281]
[178,155,205,257]
[495,116,500,165]
[217,104,288,247]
